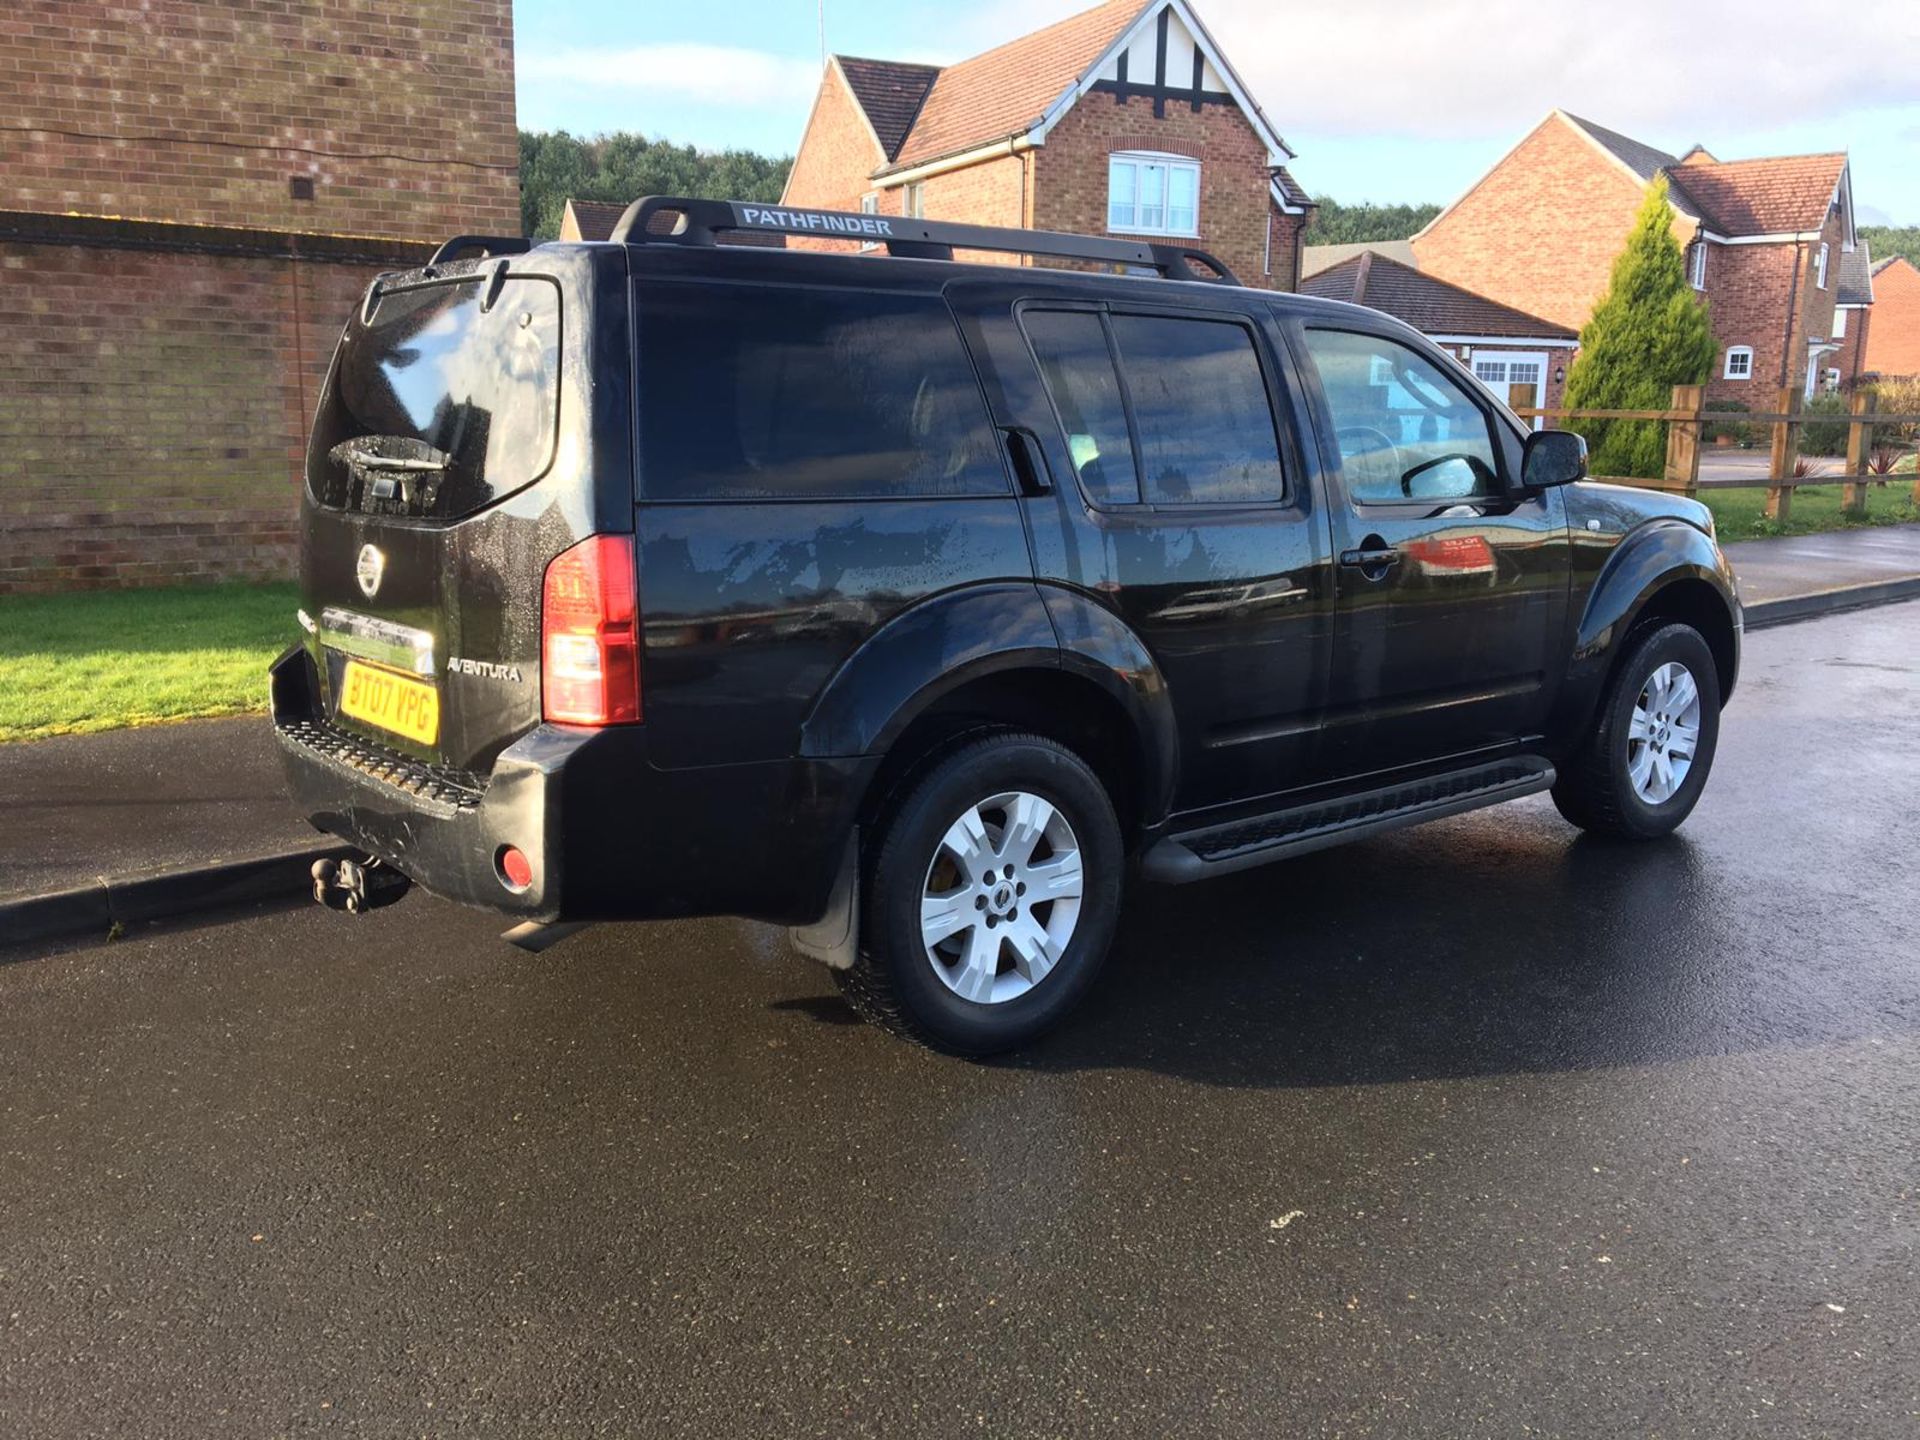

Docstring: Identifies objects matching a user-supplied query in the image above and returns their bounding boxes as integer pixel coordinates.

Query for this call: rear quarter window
[308,273,562,520]
[636,281,1007,502]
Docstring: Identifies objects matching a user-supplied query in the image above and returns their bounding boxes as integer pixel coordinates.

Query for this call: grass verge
[1700,482,1920,540]
[0,583,298,743]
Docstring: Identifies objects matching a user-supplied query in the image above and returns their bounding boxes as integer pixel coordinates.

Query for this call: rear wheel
[1552,622,1721,839]
[835,733,1123,1055]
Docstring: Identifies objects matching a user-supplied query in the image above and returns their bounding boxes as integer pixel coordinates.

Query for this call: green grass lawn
[1701,481,1920,540]
[0,583,299,742]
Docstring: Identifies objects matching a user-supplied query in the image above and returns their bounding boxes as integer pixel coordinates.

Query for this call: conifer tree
[1563,176,1718,477]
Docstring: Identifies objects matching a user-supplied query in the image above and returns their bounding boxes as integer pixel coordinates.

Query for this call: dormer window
[1107,153,1200,237]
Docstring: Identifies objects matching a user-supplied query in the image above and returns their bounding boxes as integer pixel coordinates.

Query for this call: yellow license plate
[338,660,440,745]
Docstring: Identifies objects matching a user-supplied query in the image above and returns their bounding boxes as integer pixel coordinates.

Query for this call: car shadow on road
[992,807,1871,1089]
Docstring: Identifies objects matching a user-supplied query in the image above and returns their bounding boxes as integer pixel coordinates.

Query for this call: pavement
[1722,524,1920,616]
[1,525,1916,948]
[2,604,1917,1437]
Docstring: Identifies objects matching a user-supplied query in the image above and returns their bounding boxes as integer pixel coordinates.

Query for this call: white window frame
[1107,151,1201,238]
[1723,346,1754,381]
[1689,241,1707,290]
[1833,306,1847,338]
[903,182,925,220]
[859,192,879,251]
[1814,242,1829,290]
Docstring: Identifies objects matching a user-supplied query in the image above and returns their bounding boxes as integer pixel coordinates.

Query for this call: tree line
[519,131,793,238]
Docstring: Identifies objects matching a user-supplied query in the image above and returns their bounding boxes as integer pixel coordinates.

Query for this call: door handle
[1339,546,1401,571]
[1001,426,1053,496]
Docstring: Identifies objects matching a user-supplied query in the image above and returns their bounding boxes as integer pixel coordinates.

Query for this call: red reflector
[498,845,534,891]
[542,534,641,726]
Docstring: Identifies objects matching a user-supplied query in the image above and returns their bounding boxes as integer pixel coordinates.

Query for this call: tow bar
[311,855,412,915]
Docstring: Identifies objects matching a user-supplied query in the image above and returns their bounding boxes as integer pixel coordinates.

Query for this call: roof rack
[605,196,1240,286]
[428,234,533,266]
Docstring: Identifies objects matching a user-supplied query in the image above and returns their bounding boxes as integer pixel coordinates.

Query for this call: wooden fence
[1508,384,1920,523]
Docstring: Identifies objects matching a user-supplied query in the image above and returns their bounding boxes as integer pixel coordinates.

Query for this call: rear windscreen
[307,273,561,520]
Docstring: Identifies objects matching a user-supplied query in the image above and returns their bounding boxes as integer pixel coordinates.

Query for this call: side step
[1140,756,1556,884]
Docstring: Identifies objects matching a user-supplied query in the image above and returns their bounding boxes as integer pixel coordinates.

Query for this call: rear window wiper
[330,438,453,515]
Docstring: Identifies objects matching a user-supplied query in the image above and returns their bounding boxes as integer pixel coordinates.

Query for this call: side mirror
[1522,429,1587,489]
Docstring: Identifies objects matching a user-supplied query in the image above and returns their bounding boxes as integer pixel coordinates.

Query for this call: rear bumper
[270,645,864,925]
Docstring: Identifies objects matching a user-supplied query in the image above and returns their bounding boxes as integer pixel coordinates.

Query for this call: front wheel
[835,733,1124,1055]
[1552,622,1722,839]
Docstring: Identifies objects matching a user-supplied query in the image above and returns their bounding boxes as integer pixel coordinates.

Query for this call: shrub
[1562,178,1717,477]
[1799,393,1849,456]
[1703,399,1752,446]
[1869,375,1920,444]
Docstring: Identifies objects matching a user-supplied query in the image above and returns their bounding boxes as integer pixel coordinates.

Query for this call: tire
[1552,622,1722,840]
[834,732,1124,1055]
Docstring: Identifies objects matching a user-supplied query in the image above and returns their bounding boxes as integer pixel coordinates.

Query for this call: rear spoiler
[604,195,1240,286]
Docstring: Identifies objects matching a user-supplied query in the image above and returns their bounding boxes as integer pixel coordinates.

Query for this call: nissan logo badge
[356,544,386,599]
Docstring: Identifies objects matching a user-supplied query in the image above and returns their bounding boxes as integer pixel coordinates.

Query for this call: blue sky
[515,0,1920,225]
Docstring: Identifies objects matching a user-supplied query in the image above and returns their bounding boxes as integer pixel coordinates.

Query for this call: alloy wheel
[1628,661,1702,805]
[919,791,1085,1004]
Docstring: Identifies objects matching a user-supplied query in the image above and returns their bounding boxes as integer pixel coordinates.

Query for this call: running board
[1140,757,1556,884]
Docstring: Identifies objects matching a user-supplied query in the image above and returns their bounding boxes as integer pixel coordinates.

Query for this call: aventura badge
[448,657,523,684]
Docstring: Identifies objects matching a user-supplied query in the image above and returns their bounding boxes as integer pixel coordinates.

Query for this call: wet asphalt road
[3,605,1918,1438]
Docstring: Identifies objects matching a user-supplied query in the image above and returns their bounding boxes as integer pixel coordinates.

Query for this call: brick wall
[781,64,885,222]
[0,237,412,593]
[1864,259,1920,379]
[1701,240,1800,405]
[1031,94,1296,290]
[1834,307,1871,386]
[1414,116,1654,331]
[0,0,520,238]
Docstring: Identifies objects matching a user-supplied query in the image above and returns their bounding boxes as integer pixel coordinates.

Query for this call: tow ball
[311,855,412,915]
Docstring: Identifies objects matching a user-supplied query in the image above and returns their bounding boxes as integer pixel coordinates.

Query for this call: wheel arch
[1573,520,1740,697]
[799,582,1178,845]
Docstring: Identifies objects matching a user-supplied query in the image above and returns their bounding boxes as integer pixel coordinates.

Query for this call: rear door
[950,277,1338,813]
[628,261,1032,768]
[1290,322,1570,776]
[301,249,622,774]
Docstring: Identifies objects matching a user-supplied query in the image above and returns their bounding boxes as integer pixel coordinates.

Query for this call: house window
[1814,242,1829,289]
[903,183,925,219]
[1107,153,1200,236]
[1833,307,1848,338]
[859,192,879,251]
[1688,242,1707,290]
[1824,367,1842,393]
[1723,346,1753,381]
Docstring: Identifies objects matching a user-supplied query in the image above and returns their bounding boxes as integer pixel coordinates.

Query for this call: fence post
[1664,384,1704,497]
[1510,380,1538,431]
[1842,390,1876,517]
[1765,385,1799,523]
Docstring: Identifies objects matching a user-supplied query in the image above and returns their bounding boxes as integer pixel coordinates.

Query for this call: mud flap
[787,831,858,971]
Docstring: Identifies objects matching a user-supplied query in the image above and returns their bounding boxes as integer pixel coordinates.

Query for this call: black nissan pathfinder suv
[274,198,1740,1054]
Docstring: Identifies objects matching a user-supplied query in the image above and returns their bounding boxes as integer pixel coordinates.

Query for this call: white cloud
[1200,0,1920,145]
[519,43,821,110]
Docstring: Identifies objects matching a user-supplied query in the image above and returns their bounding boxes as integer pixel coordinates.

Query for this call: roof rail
[429,234,534,266]
[606,196,1240,286]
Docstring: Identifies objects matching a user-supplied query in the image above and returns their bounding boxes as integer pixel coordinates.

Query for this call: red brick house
[1300,251,1578,420]
[0,1,520,593]
[1863,256,1920,379]
[782,0,1312,290]
[1411,111,1864,406]
[1829,241,1875,388]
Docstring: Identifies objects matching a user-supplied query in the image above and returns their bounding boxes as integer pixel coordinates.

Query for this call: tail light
[542,534,641,725]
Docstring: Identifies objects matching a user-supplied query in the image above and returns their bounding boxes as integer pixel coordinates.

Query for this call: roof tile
[835,56,941,161]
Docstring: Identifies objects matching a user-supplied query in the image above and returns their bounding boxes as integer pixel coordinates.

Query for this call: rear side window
[1022,308,1286,508]
[637,282,1006,502]
[1109,316,1285,506]
[308,274,561,520]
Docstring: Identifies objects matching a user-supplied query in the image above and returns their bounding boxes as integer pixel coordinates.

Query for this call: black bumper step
[1141,756,1556,884]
